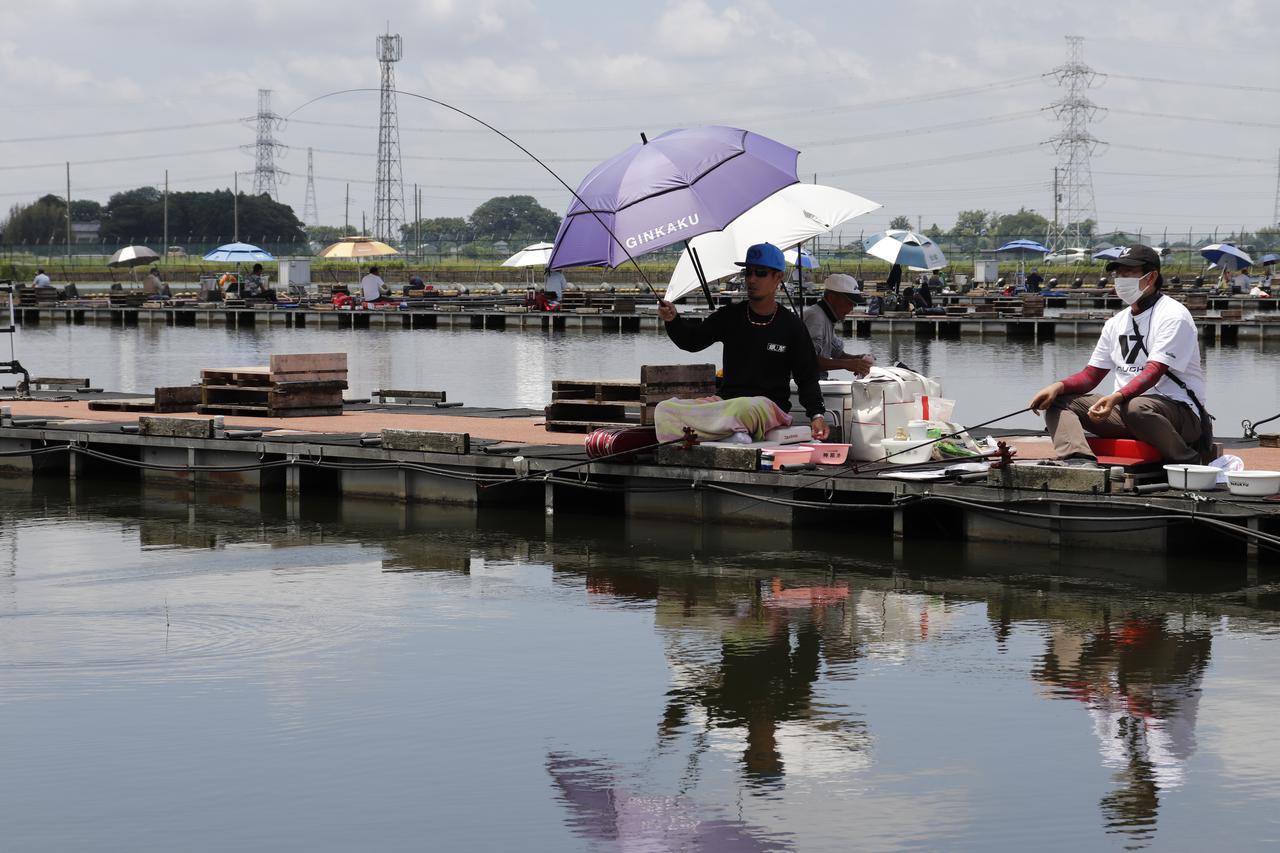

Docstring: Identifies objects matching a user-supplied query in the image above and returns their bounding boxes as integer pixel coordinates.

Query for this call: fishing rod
[1242,411,1280,440]
[285,89,664,301]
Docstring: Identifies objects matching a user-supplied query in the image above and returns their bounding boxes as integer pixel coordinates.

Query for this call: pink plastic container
[762,446,814,470]
[807,443,851,465]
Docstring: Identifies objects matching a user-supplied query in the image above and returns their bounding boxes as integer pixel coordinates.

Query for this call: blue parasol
[203,242,275,263]
[1200,242,1252,270]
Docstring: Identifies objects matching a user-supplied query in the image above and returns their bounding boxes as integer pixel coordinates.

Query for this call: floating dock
[6,295,1279,341]
[0,397,1276,569]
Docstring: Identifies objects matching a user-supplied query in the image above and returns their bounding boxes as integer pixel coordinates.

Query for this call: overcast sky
[3,0,1278,242]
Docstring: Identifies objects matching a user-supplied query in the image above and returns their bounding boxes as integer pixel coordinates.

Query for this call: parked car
[1043,247,1090,264]
[166,246,186,257]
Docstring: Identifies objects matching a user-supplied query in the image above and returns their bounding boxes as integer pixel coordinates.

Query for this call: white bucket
[906,419,931,441]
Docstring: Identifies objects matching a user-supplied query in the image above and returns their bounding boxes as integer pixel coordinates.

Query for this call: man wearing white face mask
[1029,244,1210,466]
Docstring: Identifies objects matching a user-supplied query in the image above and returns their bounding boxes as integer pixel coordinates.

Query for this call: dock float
[5,303,1280,341]
[0,400,1276,569]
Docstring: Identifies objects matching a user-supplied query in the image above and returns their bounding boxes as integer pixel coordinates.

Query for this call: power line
[0,145,243,172]
[1108,72,1280,95]
[279,169,565,193]
[1109,107,1280,130]
[289,144,603,164]
[0,119,242,145]
[455,71,1041,104]
[1108,143,1274,164]
[292,108,1041,163]
[814,143,1043,177]
[0,171,239,200]
[285,76,1044,137]
[795,109,1043,148]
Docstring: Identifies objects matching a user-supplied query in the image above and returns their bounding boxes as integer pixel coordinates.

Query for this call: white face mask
[1114,273,1146,305]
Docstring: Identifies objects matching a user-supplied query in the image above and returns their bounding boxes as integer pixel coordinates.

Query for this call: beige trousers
[1045,394,1201,464]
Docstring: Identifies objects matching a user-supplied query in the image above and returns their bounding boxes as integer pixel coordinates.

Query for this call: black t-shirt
[664,301,825,419]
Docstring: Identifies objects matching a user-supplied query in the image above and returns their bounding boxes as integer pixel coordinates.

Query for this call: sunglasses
[743,266,777,278]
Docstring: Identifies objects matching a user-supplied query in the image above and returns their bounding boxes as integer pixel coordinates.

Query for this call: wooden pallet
[550,380,645,402]
[544,419,641,434]
[202,380,346,410]
[269,352,348,383]
[544,399,656,427]
[89,398,159,412]
[198,353,348,418]
[195,404,343,417]
[373,389,447,404]
[31,376,92,391]
[543,364,716,432]
[86,385,200,414]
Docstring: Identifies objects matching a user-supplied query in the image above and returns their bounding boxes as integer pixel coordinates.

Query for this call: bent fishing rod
[285,88,664,301]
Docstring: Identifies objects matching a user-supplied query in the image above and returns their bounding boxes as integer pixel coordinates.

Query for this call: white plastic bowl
[881,438,934,465]
[1226,470,1280,496]
[1164,464,1220,490]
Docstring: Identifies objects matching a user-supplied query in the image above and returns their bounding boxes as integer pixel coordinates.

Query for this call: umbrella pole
[796,240,804,318]
[685,242,716,308]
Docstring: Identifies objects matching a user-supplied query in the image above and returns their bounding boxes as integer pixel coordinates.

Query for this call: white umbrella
[863,230,947,271]
[107,245,161,267]
[783,247,818,268]
[665,184,880,302]
[501,242,555,268]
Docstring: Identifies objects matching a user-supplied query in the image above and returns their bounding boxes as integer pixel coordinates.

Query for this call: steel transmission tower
[373,32,406,242]
[247,89,285,200]
[1045,36,1104,251]
[302,147,320,228]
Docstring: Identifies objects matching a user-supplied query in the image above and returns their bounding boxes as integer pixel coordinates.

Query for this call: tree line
[1,188,306,246]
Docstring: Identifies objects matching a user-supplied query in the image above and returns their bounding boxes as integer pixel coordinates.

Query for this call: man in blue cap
[657,242,829,440]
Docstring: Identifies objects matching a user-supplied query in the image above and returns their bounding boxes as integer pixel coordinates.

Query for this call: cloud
[0,40,144,101]
[655,0,748,56]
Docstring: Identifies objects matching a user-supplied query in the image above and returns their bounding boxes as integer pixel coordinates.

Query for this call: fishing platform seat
[1086,437,1162,469]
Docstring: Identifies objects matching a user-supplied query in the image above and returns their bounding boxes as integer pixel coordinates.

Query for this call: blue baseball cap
[734,242,786,272]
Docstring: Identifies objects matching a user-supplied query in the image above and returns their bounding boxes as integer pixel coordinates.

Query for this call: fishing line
[480,435,690,492]
[284,88,664,301]
[718,406,1034,517]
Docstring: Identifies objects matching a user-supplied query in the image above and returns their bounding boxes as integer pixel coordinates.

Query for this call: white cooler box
[789,379,855,443]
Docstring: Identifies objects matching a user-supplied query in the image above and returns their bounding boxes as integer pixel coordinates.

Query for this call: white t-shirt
[33,273,51,288]
[1088,295,1207,408]
[360,273,385,302]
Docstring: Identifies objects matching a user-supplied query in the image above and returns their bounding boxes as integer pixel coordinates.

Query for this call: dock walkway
[0,398,1277,568]
[7,298,1280,338]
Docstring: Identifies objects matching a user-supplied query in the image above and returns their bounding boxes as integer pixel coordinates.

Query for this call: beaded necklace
[747,306,777,327]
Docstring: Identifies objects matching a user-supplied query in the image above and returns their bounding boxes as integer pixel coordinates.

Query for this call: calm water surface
[2,481,1280,851]
[7,323,1280,433]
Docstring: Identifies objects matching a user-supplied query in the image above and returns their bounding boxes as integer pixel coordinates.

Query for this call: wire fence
[4,226,1278,276]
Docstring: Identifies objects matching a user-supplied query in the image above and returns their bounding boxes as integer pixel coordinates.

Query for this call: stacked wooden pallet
[89,386,202,413]
[543,363,716,433]
[196,352,348,417]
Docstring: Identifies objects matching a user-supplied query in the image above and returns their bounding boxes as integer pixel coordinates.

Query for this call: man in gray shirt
[802,274,874,379]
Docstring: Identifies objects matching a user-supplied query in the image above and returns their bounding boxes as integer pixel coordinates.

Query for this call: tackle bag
[845,366,944,462]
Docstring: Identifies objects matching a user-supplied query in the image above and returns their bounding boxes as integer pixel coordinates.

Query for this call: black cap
[1105,244,1162,272]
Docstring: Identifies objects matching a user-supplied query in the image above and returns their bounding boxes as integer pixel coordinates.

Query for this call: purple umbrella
[547,126,799,272]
